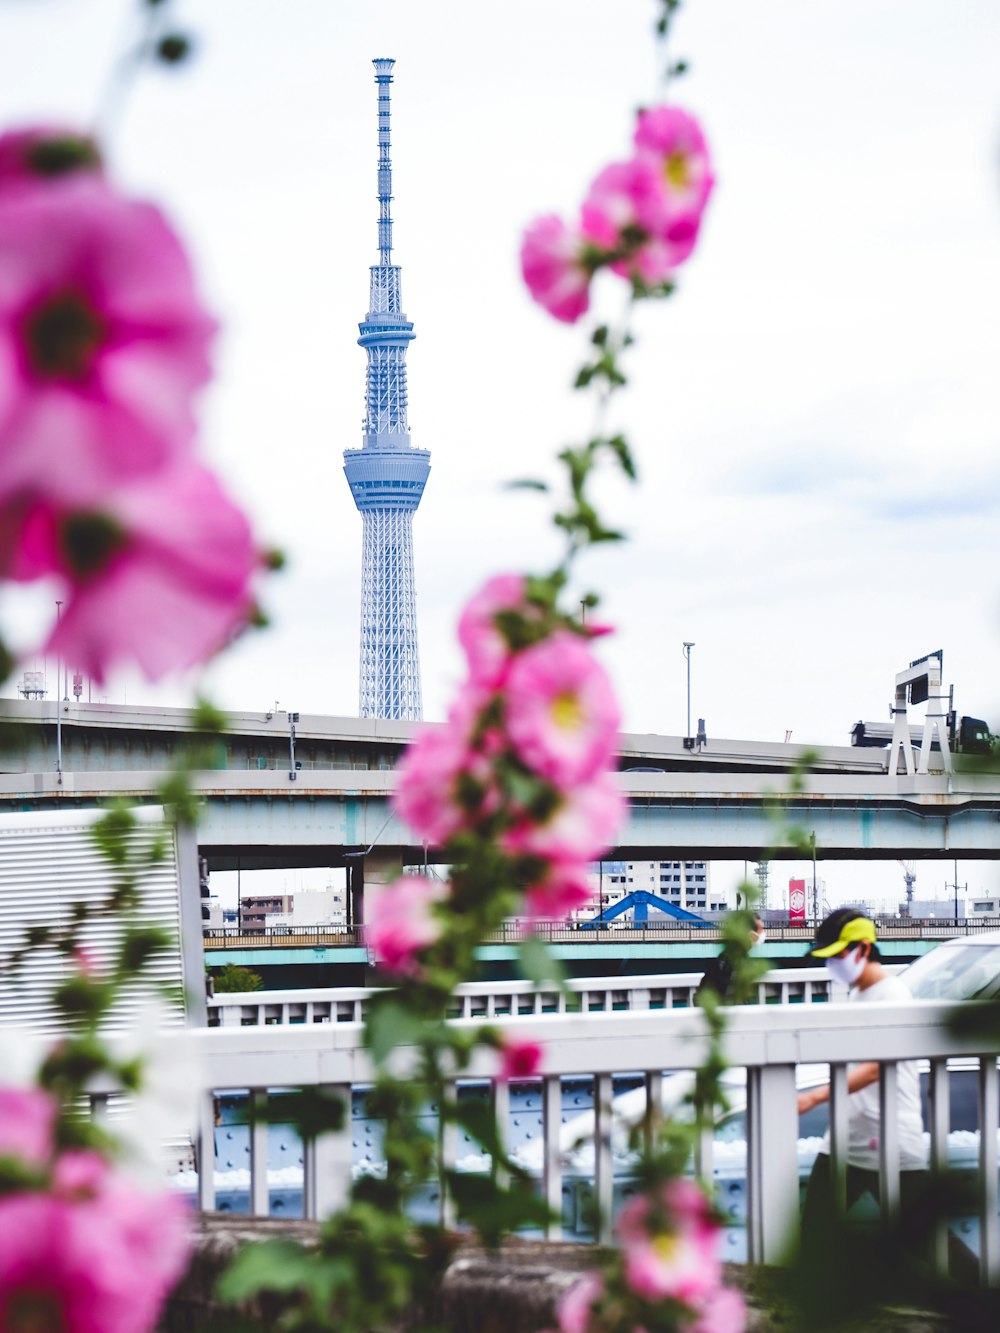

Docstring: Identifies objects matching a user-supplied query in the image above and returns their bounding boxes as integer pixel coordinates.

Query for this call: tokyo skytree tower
[343,58,430,721]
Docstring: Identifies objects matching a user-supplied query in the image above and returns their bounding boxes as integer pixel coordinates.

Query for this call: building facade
[585,859,724,919]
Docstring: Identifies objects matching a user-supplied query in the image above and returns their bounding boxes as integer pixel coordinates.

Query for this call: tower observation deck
[343,58,430,721]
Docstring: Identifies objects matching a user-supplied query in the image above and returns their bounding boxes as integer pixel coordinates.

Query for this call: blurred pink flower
[617,1179,722,1304]
[0,1172,188,1333]
[633,106,714,230]
[52,1150,109,1198]
[394,721,470,846]
[457,573,525,690]
[523,866,594,922]
[505,631,620,787]
[556,1270,603,1333]
[692,1285,746,1333]
[581,158,681,285]
[0,1088,56,1169]
[0,181,215,510]
[497,1036,544,1082]
[0,128,101,193]
[521,215,592,324]
[367,875,445,977]
[5,462,259,683]
[394,692,499,846]
[504,772,623,869]
[72,945,98,977]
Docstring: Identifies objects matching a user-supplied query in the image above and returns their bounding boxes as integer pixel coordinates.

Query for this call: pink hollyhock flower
[523,866,594,922]
[5,462,259,684]
[497,1036,544,1082]
[394,720,468,845]
[505,771,624,868]
[617,1178,722,1304]
[367,875,445,977]
[394,692,499,846]
[0,1175,188,1333]
[520,215,593,323]
[72,945,98,977]
[692,1285,746,1333]
[581,158,682,284]
[457,573,526,690]
[633,106,714,230]
[52,1150,110,1198]
[0,181,215,510]
[505,631,620,787]
[556,1270,604,1333]
[0,1088,57,1169]
[0,127,102,193]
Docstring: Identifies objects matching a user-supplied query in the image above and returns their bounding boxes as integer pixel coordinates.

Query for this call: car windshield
[904,939,1000,1000]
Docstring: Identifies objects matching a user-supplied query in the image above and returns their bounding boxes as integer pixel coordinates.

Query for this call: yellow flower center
[665,151,690,190]
[651,1232,681,1264]
[551,691,583,732]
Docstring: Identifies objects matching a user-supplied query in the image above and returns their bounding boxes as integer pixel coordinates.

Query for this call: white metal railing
[185,999,1000,1278]
[207,967,854,1026]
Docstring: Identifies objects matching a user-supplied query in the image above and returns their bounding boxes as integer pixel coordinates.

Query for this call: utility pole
[950,858,966,924]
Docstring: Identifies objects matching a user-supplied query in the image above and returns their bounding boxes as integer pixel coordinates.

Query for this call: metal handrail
[183,1000,1000,1275]
[207,965,848,1027]
[202,917,1000,949]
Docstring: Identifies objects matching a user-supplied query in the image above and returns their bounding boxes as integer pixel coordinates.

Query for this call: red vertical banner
[789,878,806,924]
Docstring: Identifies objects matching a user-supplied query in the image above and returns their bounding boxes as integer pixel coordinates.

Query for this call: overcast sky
[1,0,998,908]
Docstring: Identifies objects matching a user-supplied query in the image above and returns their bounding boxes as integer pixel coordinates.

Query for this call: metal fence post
[303,1083,353,1219]
[746,1064,799,1264]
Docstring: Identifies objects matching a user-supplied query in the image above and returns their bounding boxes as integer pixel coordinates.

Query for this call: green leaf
[156,33,192,64]
[256,1088,347,1139]
[447,1171,553,1247]
[504,478,549,492]
[450,1098,506,1161]
[91,803,137,867]
[190,697,229,735]
[366,999,429,1063]
[518,934,567,988]
[217,1239,316,1302]
[119,926,171,974]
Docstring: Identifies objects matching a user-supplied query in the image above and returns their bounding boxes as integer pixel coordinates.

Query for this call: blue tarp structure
[579,890,712,928]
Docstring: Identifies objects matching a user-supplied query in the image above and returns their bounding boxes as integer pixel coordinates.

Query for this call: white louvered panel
[0,807,186,1033]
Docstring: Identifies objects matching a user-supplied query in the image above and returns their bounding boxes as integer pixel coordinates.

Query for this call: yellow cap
[808,914,876,958]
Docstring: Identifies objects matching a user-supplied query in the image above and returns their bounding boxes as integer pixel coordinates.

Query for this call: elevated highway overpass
[0,762,998,868]
[1,700,997,872]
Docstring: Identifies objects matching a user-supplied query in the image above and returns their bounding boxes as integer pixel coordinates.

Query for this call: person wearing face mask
[695,914,764,1005]
[797,908,928,1261]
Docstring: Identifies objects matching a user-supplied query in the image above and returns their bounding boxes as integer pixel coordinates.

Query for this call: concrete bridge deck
[1,765,999,865]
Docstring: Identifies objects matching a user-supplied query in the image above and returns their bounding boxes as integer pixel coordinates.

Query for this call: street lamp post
[682,642,695,738]
[288,711,300,781]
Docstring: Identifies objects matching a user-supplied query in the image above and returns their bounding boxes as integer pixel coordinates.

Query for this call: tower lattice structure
[343,58,430,721]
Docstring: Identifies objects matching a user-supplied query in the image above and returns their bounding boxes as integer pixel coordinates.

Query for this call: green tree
[212,962,263,993]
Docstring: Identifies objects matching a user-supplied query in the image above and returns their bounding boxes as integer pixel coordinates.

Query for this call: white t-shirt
[822,972,927,1171]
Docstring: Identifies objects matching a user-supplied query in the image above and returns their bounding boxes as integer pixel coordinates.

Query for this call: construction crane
[898,860,916,917]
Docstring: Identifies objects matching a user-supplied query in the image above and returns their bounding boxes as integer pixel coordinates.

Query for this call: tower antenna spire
[373,58,395,267]
[343,59,431,722]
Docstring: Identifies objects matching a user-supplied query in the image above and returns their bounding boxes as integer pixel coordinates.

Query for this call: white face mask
[750,930,765,947]
[825,947,868,988]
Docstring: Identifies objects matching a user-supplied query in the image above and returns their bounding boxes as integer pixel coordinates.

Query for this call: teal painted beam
[4,767,1000,861]
[207,947,369,966]
[207,938,939,969]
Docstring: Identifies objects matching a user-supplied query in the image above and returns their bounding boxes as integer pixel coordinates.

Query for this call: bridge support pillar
[356,849,402,926]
